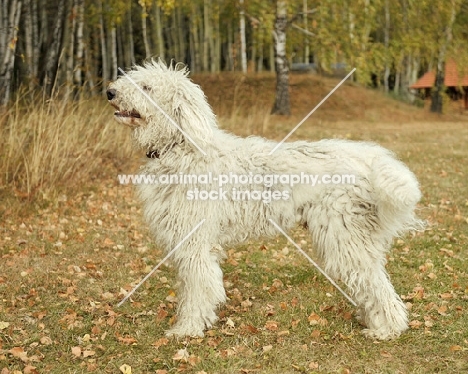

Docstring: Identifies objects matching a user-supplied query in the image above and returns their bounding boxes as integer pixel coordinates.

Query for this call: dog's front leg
[166,247,226,338]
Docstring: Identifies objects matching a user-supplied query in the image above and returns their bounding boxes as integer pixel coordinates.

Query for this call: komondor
[107,60,423,340]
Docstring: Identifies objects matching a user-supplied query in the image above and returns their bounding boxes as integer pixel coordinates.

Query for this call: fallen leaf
[0,321,10,330]
[83,350,95,358]
[9,347,28,362]
[225,317,235,328]
[119,364,132,374]
[309,362,319,369]
[265,320,278,331]
[380,350,392,358]
[409,320,422,329]
[173,348,189,362]
[188,355,201,366]
[291,319,300,328]
[424,320,434,328]
[101,292,114,300]
[40,336,53,345]
[71,346,81,358]
[311,329,321,339]
[24,365,39,374]
[342,312,352,320]
[308,313,320,324]
[239,324,258,334]
[263,345,273,353]
[437,305,448,315]
[450,345,462,352]
[118,336,137,345]
[439,292,453,299]
[152,337,169,349]
[165,291,177,302]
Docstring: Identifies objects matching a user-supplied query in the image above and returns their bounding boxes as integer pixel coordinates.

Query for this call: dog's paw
[165,322,205,338]
[361,327,403,340]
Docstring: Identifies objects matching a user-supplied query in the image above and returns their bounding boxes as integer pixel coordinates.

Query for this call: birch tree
[0,0,22,104]
[271,0,290,115]
[239,0,247,73]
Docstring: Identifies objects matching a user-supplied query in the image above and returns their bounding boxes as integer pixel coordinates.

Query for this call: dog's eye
[142,85,151,91]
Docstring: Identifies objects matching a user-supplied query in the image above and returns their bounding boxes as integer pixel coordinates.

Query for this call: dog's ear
[172,89,216,150]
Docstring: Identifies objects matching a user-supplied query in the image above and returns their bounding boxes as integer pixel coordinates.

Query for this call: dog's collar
[146,150,161,159]
[146,142,181,159]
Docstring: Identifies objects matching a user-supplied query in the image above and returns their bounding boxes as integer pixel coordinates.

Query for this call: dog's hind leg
[306,188,408,340]
[166,247,226,338]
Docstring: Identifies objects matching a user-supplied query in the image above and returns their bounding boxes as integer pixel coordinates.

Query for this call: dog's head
[107,59,217,155]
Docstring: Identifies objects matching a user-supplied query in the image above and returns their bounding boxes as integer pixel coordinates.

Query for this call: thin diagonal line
[116,219,206,307]
[269,68,356,155]
[117,67,207,156]
[268,219,357,307]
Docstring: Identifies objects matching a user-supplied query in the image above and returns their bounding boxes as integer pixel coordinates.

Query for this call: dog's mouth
[114,110,141,119]
[110,103,143,127]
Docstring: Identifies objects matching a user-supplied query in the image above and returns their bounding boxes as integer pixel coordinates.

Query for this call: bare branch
[291,23,315,37]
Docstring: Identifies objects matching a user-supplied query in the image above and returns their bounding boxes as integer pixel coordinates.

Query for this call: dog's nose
[106,89,116,101]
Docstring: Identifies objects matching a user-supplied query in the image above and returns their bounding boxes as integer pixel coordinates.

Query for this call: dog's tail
[370,157,425,235]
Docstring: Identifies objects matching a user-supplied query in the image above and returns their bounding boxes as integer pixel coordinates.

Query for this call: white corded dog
[107,60,424,340]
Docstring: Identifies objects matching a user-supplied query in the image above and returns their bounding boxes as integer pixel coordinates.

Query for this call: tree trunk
[251,26,256,73]
[430,69,444,113]
[153,3,165,60]
[141,1,151,58]
[110,25,118,80]
[23,0,35,89]
[303,0,309,63]
[65,0,76,99]
[127,7,135,66]
[211,2,219,72]
[239,0,247,73]
[269,42,274,72]
[177,7,186,62]
[431,3,457,113]
[257,27,264,72]
[227,20,233,71]
[42,0,66,97]
[271,0,290,115]
[99,1,108,93]
[0,0,22,104]
[383,0,390,92]
[74,0,84,89]
[189,3,200,72]
[170,10,180,60]
[203,0,211,71]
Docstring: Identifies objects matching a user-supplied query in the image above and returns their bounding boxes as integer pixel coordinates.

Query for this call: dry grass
[0,94,133,201]
[1,75,468,373]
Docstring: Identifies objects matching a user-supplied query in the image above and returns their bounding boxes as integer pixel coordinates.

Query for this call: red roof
[410,60,468,89]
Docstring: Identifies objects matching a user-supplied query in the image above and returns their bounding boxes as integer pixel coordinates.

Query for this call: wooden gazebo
[410,60,468,109]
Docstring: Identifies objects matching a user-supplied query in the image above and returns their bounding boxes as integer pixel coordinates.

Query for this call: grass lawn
[1,73,467,373]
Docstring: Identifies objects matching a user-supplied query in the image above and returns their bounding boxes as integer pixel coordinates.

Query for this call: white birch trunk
[154,3,164,60]
[271,0,290,115]
[239,0,247,73]
[110,25,118,81]
[99,0,108,93]
[0,0,22,104]
[140,1,151,58]
[74,0,84,87]
[383,0,390,92]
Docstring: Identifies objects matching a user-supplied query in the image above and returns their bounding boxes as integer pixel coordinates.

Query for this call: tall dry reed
[0,94,133,198]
